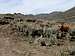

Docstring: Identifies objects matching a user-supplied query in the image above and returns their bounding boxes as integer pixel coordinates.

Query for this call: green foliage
[43,28,56,38]
[59,48,70,56]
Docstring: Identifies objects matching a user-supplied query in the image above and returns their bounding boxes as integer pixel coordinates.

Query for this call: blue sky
[0,0,75,14]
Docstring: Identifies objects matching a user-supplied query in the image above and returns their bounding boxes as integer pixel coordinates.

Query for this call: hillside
[65,7,75,18]
[0,7,75,56]
[0,7,75,21]
[35,7,75,20]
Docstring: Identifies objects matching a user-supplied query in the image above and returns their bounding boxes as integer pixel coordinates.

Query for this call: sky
[0,0,75,14]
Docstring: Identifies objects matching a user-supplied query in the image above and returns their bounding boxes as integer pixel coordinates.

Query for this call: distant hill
[64,7,75,19]
[0,7,75,21]
[35,7,75,20]
[34,7,75,21]
[35,12,64,20]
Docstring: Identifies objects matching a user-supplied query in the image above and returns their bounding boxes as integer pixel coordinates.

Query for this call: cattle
[56,23,71,39]
[59,23,70,32]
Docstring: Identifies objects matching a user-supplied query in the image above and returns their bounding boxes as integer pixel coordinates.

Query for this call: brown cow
[59,23,70,32]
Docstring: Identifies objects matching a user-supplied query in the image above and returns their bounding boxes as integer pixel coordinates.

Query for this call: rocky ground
[0,16,75,56]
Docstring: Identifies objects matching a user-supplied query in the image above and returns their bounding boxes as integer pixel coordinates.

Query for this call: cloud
[0,0,75,14]
[19,0,75,14]
[0,0,22,8]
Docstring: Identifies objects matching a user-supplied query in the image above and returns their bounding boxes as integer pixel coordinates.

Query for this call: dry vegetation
[0,7,75,56]
[0,17,74,56]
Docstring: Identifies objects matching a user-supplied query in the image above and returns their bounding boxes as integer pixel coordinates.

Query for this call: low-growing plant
[43,28,56,38]
[59,47,70,56]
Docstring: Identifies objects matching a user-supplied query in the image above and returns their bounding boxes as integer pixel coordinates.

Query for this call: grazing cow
[57,23,71,39]
[59,23,70,32]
